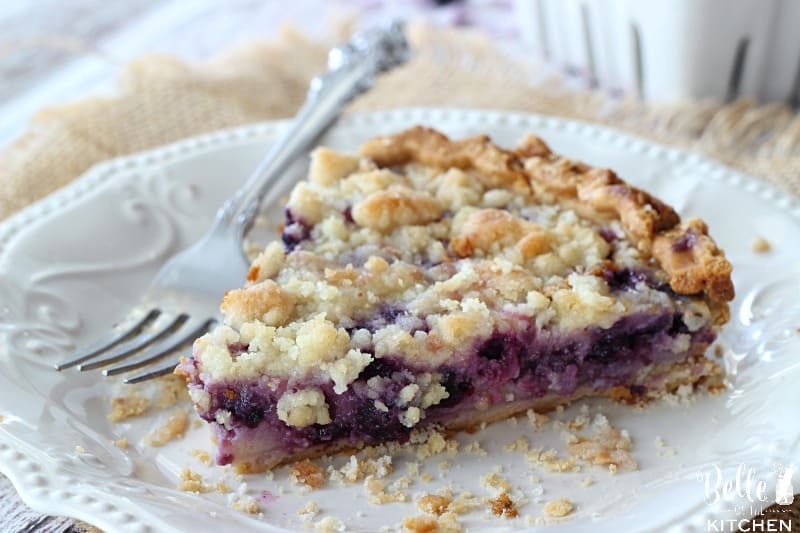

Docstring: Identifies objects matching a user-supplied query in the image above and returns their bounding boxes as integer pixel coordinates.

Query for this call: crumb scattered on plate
[144,408,189,446]
[503,436,530,453]
[403,513,462,533]
[566,414,637,471]
[108,394,149,422]
[298,500,320,520]
[527,410,550,430]
[403,515,439,533]
[487,492,518,518]
[290,459,326,490]
[525,448,577,473]
[417,494,452,515]
[751,236,771,253]
[480,472,511,492]
[365,475,409,504]
[190,448,212,466]
[543,498,574,517]
[112,438,128,449]
[230,496,260,515]
[328,454,393,485]
[154,375,191,409]
[178,467,210,493]
[462,441,487,456]
[313,515,345,532]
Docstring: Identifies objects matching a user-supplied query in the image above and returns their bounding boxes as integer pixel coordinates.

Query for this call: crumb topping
[192,128,730,411]
[276,388,331,428]
[652,218,734,305]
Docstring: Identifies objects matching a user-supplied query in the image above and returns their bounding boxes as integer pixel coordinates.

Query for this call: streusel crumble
[178,127,733,472]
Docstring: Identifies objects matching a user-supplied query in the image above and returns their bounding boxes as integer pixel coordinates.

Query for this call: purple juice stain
[259,490,278,504]
[355,305,431,334]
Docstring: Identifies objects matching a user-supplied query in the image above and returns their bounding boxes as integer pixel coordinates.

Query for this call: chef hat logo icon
[775,463,795,505]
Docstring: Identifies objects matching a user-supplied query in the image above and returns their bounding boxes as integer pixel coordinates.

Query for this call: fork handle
[214,21,409,236]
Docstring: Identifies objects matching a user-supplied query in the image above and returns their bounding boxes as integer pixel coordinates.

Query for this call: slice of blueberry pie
[177,127,733,473]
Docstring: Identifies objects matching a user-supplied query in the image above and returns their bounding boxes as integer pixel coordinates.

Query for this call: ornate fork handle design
[218,21,409,237]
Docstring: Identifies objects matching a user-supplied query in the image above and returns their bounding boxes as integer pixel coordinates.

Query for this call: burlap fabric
[1,22,799,222]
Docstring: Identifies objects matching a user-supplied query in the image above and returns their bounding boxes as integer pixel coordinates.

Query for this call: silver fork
[55,22,409,384]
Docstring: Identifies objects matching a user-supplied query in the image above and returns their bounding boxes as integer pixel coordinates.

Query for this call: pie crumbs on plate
[177,126,733,474]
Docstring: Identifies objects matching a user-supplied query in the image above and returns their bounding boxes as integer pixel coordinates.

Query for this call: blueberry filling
[184,310,715,464]
[600,267,649,291]
[351,305,430,335]
[598,227,619,243]
[343,206,354,223]
[228,342,249,359]
[281,208,312,251]
[672,231,698,252]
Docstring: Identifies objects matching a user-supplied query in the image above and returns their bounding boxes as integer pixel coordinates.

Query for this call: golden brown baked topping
[352,187,443,232]
[359,126,529,191]
[364,127,729,304]
[652,218,735,302]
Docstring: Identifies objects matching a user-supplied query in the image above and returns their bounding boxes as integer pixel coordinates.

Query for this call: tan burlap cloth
[2,22,800,220]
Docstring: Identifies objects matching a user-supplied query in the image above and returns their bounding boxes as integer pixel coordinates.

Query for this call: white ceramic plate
[1,109,798,533]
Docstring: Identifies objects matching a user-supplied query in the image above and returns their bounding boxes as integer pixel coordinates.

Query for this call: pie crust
[178,127,733,473]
